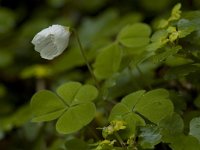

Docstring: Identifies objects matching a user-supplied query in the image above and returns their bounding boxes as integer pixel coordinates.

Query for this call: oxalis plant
[30,3,200,150]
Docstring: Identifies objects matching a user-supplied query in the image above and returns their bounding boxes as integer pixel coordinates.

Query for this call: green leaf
[164,64,199,80]
[182,10,200,21]
[159,113,184,143]
[169,91,187,115]
[151,30,169,42]
[108,90,146,124]
[31,90,66,122]
[165,55,193,67]
[56,103,96,134]
[121,90,145,110]
[56,82,82,105]
[138,125,162,149]
[168,135,200,150]
[31,82,98,134]
[117,23,151,48]
[94,43,122,79]
[123,113,145,136]
[74,84,99,103]
[151,45,181,63]
[189,117,200,142]
[177,19,196,38]
[134,89,174,124]
[169,3,182,21]
[109,89,173,126]
[109,102,145,126]
[109,103,129,121]
[147,30,169,52]
[108,96,145,136]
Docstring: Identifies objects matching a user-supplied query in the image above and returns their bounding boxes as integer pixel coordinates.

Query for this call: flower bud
[31,25,70,60]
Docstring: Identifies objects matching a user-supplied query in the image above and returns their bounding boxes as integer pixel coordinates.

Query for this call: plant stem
[72,29,99,88]
[36,78,45,91]
[114,132,125,148]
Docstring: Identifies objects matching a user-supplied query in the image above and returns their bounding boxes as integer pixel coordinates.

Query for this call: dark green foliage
[1,0,200,150]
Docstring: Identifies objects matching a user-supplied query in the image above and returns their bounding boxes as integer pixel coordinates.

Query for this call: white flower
[31,25,70,60]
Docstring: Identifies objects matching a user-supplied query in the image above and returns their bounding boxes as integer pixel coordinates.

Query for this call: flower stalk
[71,28,99,88]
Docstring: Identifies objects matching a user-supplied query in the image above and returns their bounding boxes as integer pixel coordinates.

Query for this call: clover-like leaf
[189,117,200,142]
[109,102,145,137]
[159,113,184,143]
[168,135,200,150]
[31,81,98,134]
[134,89,174,124]
[94,43,122,79]
[56,82,82,105]
[109,89,174,126]
[31,90,66,122]
[74,84,99,103]
[121,90,145,110]
[138,125,162,149]
[117,23,151,48]
[56,103,96,134]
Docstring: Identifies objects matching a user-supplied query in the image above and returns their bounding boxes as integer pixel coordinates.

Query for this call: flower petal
[32,24,71,60]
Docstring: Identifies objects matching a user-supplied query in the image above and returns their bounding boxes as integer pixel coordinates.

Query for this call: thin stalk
[71,29,99,88]
[36,78,45,91]
[114,132,125,148]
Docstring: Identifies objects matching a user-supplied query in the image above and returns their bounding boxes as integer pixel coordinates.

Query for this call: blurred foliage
[1,0,200,150]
